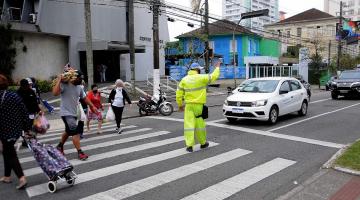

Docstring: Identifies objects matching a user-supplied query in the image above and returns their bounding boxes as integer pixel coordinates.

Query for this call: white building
[222,0,279,34]
[324,0,360,21]
[1,0,169,82]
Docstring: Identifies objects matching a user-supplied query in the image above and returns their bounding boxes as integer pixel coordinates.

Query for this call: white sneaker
[117,127,122,134]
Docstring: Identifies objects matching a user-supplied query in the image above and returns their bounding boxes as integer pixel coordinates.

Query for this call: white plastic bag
[77,104,87,121]
[106,107,115,121]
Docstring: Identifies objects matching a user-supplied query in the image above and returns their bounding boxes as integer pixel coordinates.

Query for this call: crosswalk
[12,122,297,199]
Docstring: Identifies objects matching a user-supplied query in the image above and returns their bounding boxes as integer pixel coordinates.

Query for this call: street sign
[241,9,269,19]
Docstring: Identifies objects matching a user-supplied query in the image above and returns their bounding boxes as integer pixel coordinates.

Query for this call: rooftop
[272,8,335,25]
[176,20,256,38]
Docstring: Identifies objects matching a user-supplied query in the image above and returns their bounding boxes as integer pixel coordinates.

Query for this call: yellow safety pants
[184,103,207,147]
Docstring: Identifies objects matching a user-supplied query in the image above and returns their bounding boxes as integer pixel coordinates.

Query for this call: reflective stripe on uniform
[182,86,207,92]
[208,74,211,85]
[177,86,185,91]
[184,128,206,132]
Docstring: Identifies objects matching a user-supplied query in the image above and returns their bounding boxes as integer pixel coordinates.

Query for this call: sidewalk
[277,169,360,200]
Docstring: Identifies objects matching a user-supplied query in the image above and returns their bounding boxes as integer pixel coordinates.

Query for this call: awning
[77,41,146,53]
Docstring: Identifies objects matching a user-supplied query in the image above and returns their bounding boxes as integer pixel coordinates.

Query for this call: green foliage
[330,54,360,72]
[335,140,360,171]
[0,23,26,80]
[37,80,53,93]
[7,85,19,92]
[0,23,16,79]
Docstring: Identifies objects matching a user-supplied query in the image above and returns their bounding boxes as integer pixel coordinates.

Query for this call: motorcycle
[137,89,174,116]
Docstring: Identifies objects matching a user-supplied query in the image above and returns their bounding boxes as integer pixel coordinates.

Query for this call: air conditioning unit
[29,13,36,24]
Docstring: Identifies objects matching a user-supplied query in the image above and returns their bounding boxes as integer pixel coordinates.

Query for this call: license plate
[232,108,244,113]
[339,90,348,94]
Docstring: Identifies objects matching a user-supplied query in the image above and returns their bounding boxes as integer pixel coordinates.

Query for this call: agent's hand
[178,106,184,112]
[215,61,221,68]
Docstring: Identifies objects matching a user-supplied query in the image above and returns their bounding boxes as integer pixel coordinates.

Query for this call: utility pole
[128,0,136,93]
[337,1,343,71]
[328,40,331,67]
[204,0,210,73]
[152,0,160,96]
[84,0,94,88]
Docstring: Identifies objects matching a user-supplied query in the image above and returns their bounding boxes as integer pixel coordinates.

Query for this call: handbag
[202,105,208,119]
[195,105,208,119]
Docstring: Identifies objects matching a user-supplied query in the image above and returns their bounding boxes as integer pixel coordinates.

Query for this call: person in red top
[86,84,103,134]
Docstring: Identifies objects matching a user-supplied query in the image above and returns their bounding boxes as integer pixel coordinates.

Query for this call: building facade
[222,0,279,34]
[1,0,169,82]
[166,20,280,80]
[324,0,360,21]
[264,9,346,63]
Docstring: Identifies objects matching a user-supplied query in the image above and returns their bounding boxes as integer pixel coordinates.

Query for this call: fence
[169,65,246,81]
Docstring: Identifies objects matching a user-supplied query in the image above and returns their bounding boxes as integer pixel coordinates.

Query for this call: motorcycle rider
[176,61,220,152]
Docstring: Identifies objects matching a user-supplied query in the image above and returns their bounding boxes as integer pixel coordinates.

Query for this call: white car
[223,77,309,124]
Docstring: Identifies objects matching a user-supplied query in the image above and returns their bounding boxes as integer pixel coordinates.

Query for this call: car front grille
[225,111,256,118]
[227,101,253,107]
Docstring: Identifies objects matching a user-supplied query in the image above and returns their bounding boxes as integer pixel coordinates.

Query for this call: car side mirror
[279,90,289,94]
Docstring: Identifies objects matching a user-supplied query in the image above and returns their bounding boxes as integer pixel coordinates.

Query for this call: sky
[165,0,324,41]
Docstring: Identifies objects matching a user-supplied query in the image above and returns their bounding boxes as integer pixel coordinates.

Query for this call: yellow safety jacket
[176,67,220,106]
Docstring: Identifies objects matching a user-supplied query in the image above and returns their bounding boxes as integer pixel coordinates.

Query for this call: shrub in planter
[37,80,52,93]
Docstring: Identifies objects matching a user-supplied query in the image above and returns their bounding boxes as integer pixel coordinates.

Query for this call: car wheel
[268,106,278,125]
[227,117,237,123]
[298,101,308,116]
[331,92,338,100]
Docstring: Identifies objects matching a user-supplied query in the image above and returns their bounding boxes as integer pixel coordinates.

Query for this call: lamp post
[232,9,269,89]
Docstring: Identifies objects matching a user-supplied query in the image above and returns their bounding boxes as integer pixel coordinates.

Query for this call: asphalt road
[0,90,359,200]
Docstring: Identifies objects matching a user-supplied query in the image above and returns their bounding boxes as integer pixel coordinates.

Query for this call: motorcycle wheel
[139,108,149,116]
[159,103,174,116]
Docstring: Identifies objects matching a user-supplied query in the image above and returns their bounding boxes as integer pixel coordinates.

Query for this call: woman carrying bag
[0,74,29,189]
[108,79,132,134]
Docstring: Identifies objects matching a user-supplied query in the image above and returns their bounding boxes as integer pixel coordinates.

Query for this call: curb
[275,170,329,200]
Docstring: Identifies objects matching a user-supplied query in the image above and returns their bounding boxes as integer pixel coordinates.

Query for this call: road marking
[268,102,360,132]
[41,122,118,134]
[310,98,331,104]
[148,117,345,149]
[38,125,136,143]
[19,130,168,164]
[26,142,220,197]
[25,137,210,177]
[181,158,296,200]
[79,149,252,200]
[17,126,138,155]
[207,119,227,123]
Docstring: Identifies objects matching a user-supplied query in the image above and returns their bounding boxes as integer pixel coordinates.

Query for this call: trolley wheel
[66,178,75,185]
[47,181,57,193]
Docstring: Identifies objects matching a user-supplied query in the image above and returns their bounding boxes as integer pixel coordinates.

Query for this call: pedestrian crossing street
[15,122,297,199]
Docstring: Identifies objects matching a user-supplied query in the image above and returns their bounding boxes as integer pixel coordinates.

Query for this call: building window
[287,30,290,38]
[297,28,302,37]
[230,39,237,53]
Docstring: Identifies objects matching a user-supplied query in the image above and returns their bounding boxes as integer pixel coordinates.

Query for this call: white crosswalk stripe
[80,149,252,200]
[181,158,296,200]
[25,142,219,197]
[37,125,137,143]
[19,130,168,164]
[10,122,299,200]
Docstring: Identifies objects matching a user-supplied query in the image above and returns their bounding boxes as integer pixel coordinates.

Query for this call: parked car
[223,77,309,124]
[325,76,336,91]
[329,70,360,99]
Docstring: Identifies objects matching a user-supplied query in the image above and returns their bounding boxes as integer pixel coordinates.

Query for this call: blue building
[165,20,280,80]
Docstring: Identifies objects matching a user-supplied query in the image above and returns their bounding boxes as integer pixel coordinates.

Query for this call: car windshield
[239,80,279,93]
[339,71,360,79]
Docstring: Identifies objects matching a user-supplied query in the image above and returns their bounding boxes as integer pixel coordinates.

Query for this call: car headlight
[331,81,337,86]
[252,100,268,107]
[224,100,228,106]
